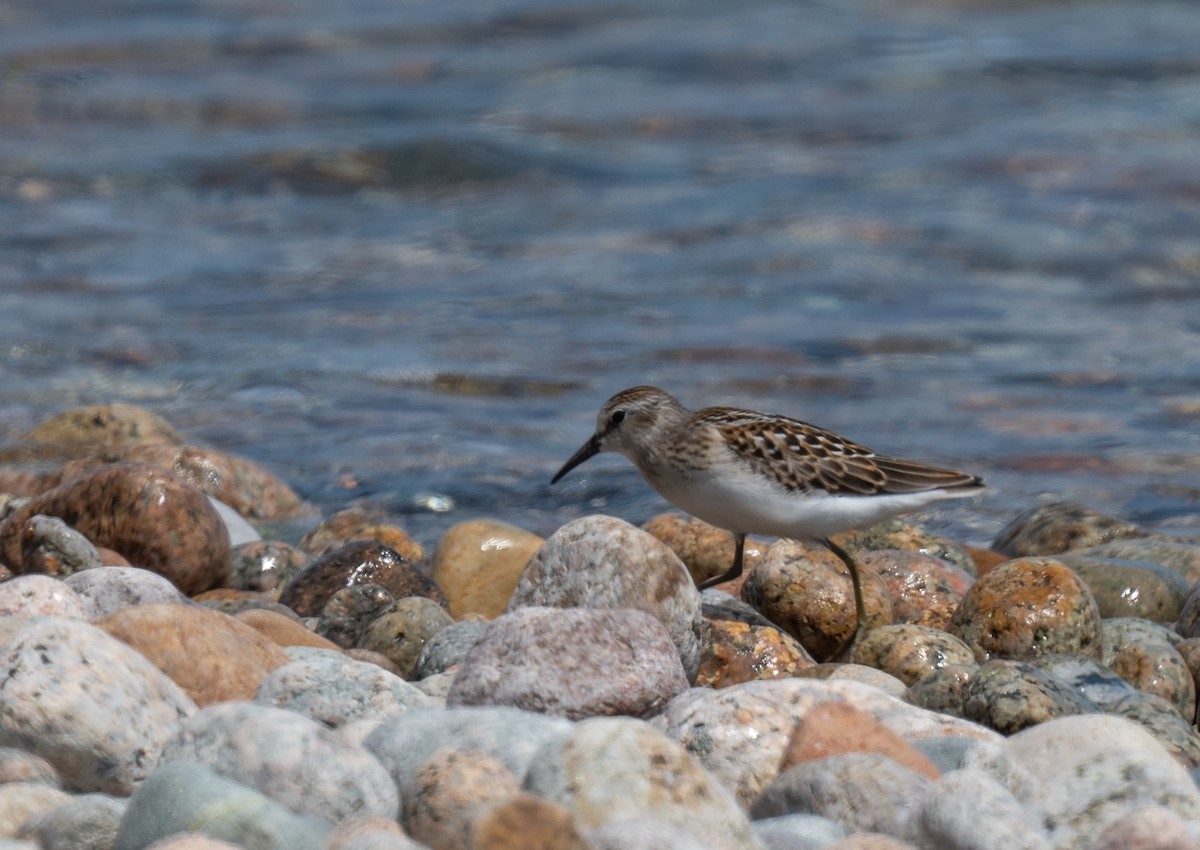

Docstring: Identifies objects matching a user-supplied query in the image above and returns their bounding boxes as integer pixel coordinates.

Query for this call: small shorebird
[551,386,983,651]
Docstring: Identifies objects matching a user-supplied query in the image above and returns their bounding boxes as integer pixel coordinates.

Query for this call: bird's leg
[697,532,746,590]
[822,537,868,660]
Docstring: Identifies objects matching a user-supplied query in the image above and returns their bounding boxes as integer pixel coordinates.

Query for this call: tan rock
[779,701,939,780]
[405,749,520,850]
[641,513,766,588]
[472,793,591,850]
[234,608,341,650]
[433,519,543,619]
[20,403,182,461]
[696,618,815,689]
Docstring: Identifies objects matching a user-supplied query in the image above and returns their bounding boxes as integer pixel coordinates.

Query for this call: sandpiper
[551,385,984,652]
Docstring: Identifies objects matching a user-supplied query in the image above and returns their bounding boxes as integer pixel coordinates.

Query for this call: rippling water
[2,0,1199,547]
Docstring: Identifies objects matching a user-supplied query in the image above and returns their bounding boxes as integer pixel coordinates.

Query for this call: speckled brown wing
[702,407,981,496]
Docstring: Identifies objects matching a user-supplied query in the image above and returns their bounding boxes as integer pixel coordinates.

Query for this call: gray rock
[446,606,689,719]
[752,814,847,850]
[0,783,71,839]
[991,503,1145,557]
[961,659,1100,734]
[161,702,399,823]
[413,619,487,678]
[848,623,976,687]
[356,597,454,679]
[18,515,102,576]
[916,768,1050,850]
[906,664,974,716]
[1056,554,1190,622]
[588,818,715,850]
[19,793,127,850]
[63,567,187,620]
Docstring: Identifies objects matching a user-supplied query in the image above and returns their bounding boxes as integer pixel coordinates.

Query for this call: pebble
[849,624,976,687]
[906,664,976,716]
[858,549,974,630]
[446,606,689,719]
[255,649,434,727]
[1079,538,1200,585]
[794,663,909,700]
[837,519,977,574]
[641,513,767,588]
[298,508,426,562]
[1056,553,1190,622]
[355,596,454,679]
[432,518,544,619]
[524,716,763,850]
[17,515,102,576]
[18,793,127,850]
[588,818,715,850]
[161,702,399,823]
[324,817,427,850]
[0,749,60,788]
[20,404,182,460]
[472,794,591,850]
[0,617,196,794]
[234,608,341,650]
[62,566,187,620]
[1108,638,1196,719]
[316,584,397,648]
[507,515,704,680]
[991,501,1146,557]
[696,615,816,689]
[948,557,1102,660]
[914,768,1050,850]
[278,541,444,618]
[753,814,847,850]
[1094,804,1200,850]
[229,540,311,594]
[0,783,72,838]
[97,603,290,706]
[0,462,231,595]
[402,748,519,850]
[0,575,86,619]
[962,659,1100,733]
[779,702,940,780]
[112,759,329,850]
[413,619,488,678]
[742,539,893,661]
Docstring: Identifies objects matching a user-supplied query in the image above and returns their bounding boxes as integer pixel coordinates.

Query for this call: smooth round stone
[1080,538,1200,585]
[525,716,762,850]
[641,513,767,588]
[1178,586,1200,639]
[0,617,196,794]
[298,508,425,562]
[278,541,444,618]
[19,793,127,850]
[753,814,847,850]
[325,817,427,850]
[112,760,329,850]
[413,619,487,679]
[991,502,1145,557]
[794,663,908,700]
[906,665,975,716]
[915,768,1051,850]
[1103,617,1182,655]
[948,558,1102,661]
[98,603,290,706]
[234,608,340,650]
[588,818,715,850]
[508,515,704,680]
[402,748,519,850]
[858,550,974,630]
[1175,637,1200,702]
[696,617,816,689]
[1056,554,1190,622]
[229,540,311,594]
[20,404,181,460]
[962,659,1100,734]
[17,515,102,576]
[162,702,399,823]
[0,575,85,619]
[0,462,232,594]
[749,752,931,837]
[1094,805,1200,850]
[742,539,892,662]
[779,702,939,780]
[839,519,977,574]
[1037,653,1141,708]
[316,584,397,649]
[447,606,688,719]
[922,736,1038,800]
[849,624,976,687]
[356,596,454,679]
[62,566,187,620]
[0,783,72,838]
[1006,715,1200,849]
[256,650,434,727]
[472,794,591,850]
[0,748,60,788]
[412,670,454,700]
[1103,691,1200,767]
[1109,639,1196,719]
[653,678,1000,808]
[432,519,544,619]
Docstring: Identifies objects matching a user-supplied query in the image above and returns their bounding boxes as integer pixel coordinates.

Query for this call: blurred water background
[2,0,1199,547]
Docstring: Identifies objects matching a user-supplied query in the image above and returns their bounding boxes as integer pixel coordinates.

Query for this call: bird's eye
[609,409,626,426]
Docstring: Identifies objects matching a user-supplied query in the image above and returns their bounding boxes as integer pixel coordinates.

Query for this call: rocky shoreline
[0,404,1197,849]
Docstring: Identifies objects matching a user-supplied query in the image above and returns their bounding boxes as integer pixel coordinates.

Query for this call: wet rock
[742,539,892,661]
[1080,538,1200,585]
[779,701,939,780]
[18,793,127,850]
[255,650,433,727]
[1178,586,1200,639]
[1038,653,1144,708]
[837,519,977,574]
[18,515,102,576]
[299,508,425,562]
[413,619,488,679]
[0,617,196,794]
[641,513,767,588]
[0,749,60,788]
[508,515,704,680]
[403,748,519,850]
[112,759,329,850]
[1007,714,1200,848]
[316,583,397,648]
[849,624,975,687]
[472,794,591,850]
[446,606,689,719]
[62,566,187,620]
[1102,616,1181,653]
[234,608,340,650]
[0,462,231,595]
[20,404,182,462]
[1094,805,1200,850]
[948,558,1102,661]
[1056,554,1190,622]
[229,540,311,594]
[0,782,72,837]
[356,596,454,679]
[1109,638,1196,719]
[278,541,443,618]
[432,519,543,619]
[858,549,973,630]
[696,616,816,689]
[906,665,975,716]
[749,752,931,838]
[0,574,85,618]
[961,659,1100,734]
[98,603,290,706]
[914,768,1051,850]
[162,702,399,823]
[992,502,1146,557]
[526,716,763,850]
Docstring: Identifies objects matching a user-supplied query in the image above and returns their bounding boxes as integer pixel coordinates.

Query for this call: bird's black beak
[551,434,601,484]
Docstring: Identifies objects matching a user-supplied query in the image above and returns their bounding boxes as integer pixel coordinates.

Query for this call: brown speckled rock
[356,596,454,679]
[278,540,444,618]
[906,664,975,716]
[229,540,311,594]
[742,539,892,661]
[234,608,341,651]
[403,749,520,850]
[1057,554,1190,622]
[20,404,182,461]
[1108,639,1196,720]
[859,550,974,631]
[641,513,767,588]
[0,462,231,595]
[432,519,543,619]
[779,701,940,780]
[317,584,397,649]
[299,508,426,562]
[991,502,1146,557]
[1079,538,1200,586]
[849,624,976,687]
[836,519,976,575]
[962,659,1099,733]
[473,793,591,850]
[948,558,1102,661]
[696,618,816,689]
[98,603,290,705]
